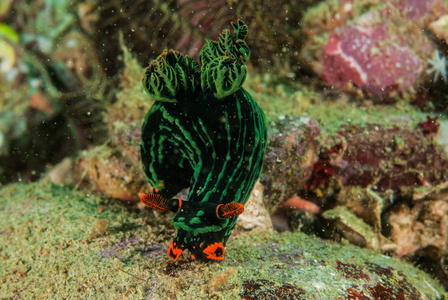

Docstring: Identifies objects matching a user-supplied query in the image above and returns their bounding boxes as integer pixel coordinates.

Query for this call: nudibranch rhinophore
[140,20,267,261]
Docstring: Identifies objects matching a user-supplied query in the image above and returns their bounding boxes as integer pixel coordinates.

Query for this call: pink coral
[322,23,422,97]
[302,0,448,100]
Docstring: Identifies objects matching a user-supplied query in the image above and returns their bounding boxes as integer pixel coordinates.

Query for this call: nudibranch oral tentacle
[140,20,267,262]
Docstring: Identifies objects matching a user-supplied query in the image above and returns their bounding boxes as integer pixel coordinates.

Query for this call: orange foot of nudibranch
[167,241,184,261]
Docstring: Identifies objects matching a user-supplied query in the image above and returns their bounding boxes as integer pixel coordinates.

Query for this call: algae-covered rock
[1,180,446,299]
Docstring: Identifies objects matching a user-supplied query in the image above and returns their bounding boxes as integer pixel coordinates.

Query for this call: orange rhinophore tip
[140,193,169,212]
[203,242,225,261]
[168,241,183,261]
[216,202,244,219]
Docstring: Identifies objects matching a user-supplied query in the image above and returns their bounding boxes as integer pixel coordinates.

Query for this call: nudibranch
[140,20,267,261]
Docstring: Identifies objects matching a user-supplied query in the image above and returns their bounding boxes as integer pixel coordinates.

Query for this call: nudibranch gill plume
[140,20,267,261]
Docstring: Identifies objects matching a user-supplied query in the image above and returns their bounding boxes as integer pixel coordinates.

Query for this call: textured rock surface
[0,180,446,299]
[260,115,320,212]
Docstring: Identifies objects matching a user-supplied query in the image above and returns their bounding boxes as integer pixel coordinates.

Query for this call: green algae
[106,34,150,141]
[246,79,446,136]
[1,179,446,299]
[0,179,170,298]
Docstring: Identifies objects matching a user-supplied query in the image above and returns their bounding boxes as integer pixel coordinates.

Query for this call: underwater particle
[427,49,447,82]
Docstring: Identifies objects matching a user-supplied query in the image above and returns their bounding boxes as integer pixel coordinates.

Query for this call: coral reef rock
[1,179,446,298]
[301,0,448,100]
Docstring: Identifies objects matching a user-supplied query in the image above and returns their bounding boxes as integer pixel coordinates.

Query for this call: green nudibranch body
[140,20,267,261]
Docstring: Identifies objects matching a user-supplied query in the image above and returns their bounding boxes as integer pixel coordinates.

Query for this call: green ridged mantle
[140,20,267,261]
